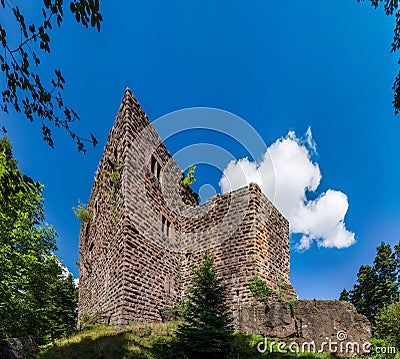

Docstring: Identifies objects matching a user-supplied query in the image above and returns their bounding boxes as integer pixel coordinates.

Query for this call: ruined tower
[78,89,296,326]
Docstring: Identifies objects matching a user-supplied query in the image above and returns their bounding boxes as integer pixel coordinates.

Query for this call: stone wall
[0,336,38,359]
[253,184,296,299]
[181,185,258,305]
[78,93,128,325]
[78,88,296,326]
[236,300,371,356]
[79,88,186,325]
[180,183,296,305]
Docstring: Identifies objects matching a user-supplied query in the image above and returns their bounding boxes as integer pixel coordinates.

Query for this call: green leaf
[90,133,98,146]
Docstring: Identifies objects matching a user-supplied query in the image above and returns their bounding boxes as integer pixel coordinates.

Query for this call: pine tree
[177,252,234,359]
[343,242,399,326]
[350,264,377,322]
[339,289,349,302]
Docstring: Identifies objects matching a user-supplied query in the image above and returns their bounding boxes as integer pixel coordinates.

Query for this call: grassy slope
[37,322,354,359]
[37,322,180,359]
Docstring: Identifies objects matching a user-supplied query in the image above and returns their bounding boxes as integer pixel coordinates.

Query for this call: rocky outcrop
[294,300,371,355]
[0,336,38,359]
[235,300,371,356]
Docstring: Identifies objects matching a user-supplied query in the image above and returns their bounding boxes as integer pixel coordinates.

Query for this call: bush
[72,200,90,223]
[249,275,273,309]
[375,300,400,351]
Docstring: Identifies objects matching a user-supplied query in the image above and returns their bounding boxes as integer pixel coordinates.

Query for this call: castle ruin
[78,88,296,324]
[78,89,371,353]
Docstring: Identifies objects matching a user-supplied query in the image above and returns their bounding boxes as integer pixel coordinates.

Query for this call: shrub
[249,275,273,309]
[375,300,400,351]
[72,200,90,223]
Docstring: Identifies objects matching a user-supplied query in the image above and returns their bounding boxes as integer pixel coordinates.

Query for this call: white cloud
[58,259,79,286]
[219,127,355,250]
[305,127,317,154]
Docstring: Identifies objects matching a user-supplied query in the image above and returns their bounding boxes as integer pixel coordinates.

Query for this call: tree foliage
[357,0,400,114]
[341,242,399,326]
[375,300,400,348]
[0,134,78,342]
[176,252,234,359]
[0,1,102,152]
[339,288,350,302]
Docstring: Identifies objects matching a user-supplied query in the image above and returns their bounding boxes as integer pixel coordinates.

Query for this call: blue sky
[2,0,400,299]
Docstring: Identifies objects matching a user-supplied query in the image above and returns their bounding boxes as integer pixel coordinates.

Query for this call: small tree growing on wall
[183,165,196,188]
[72,200,90,224]
[176,252,234,359]
[182,165,200,205]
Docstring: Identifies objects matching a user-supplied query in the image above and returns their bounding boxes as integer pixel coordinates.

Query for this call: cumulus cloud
[219,127,355,250]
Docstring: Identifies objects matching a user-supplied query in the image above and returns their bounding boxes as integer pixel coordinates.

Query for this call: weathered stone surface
[159,308,182,322]
[0,336,38,359]
[265,301,297,337]
[236,300,371,356]
[294,300,371,355]
[234,302,296,337]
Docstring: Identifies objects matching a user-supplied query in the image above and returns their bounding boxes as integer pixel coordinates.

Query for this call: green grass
[230,332,337,359]
[37,322,183,359]
[36,322,389,359]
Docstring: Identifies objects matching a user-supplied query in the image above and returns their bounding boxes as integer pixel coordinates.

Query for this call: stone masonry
[78,88,296,325]
[78,89,370,353]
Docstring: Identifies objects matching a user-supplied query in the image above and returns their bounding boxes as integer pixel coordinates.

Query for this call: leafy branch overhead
[0,0,102,153]
[358,0,400,114]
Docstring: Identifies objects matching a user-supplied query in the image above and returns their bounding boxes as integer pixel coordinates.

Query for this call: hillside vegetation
[37,322,354,359]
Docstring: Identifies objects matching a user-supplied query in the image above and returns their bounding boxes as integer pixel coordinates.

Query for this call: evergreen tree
[373,242,398,306]
[0,135,78,342]
[177,252,234,359]
[350,264,377,322]
[343,242,399,325]
[339,288,350,302]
